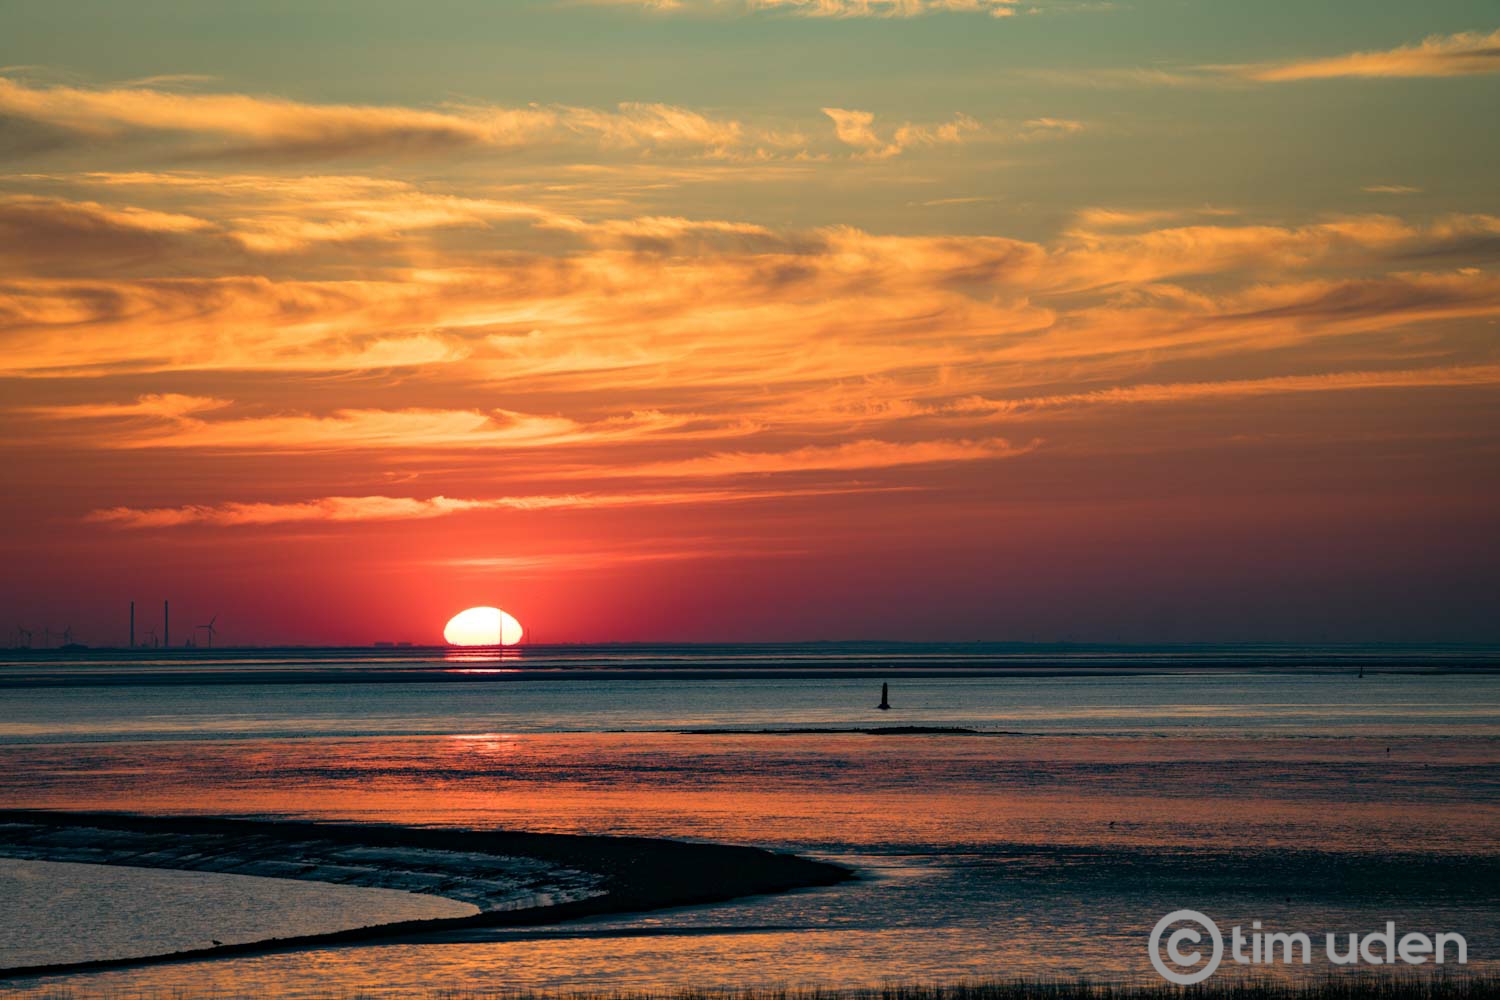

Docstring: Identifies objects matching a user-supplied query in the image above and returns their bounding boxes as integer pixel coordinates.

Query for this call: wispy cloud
[817,109,1069,158]
[951,365,1500,416]
[1051,214,1500,288]
[431,542,807,574]
[1231,29,1500,81]
[29,399,729,452]
[1020,31,1500,89]
[1021,116,1085,138]
[0,77,775,161]
[29,394,230,419]
[913,196,998,208]
[0,194,227,275]
[822,108,980,159]
[619,437,1032,477]
[114,73,219,89]
[577,0,1022,17]
[1068,205,1238,230]
[86,486,882,528]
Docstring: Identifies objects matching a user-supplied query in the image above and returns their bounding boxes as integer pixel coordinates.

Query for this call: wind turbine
[60,626,73,645]
[42,627,53,648]
[143,629,157,649]
[196,616,217,649]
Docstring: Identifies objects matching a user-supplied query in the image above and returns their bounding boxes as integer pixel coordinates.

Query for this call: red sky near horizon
[2,2,1498,646]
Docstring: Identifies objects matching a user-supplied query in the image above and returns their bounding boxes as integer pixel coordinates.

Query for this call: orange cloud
[540,214,794,254]
[0,77,768,160]
[4,203,1499,423]
[1070,206,1238,229]
[9,173,579,254]
[0,275,478,375]
[822,107,981,158]
[432,543,805,574]
[1051,215,1500,289]
[31,400,726,452]
[3,200,1497,392]
[619,436,1031,477]
[85,486,883,528]
[1005,269,1500,366]
[950,365,1500,416]
[28,394,231,419]
[0,194,233,275]
[6,183,1500,510]
[1236,29,1500,81]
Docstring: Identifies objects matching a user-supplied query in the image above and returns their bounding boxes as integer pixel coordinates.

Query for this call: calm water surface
[1,645,1497,996]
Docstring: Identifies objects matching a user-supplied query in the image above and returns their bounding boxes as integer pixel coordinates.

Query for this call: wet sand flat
[0,810,851,977]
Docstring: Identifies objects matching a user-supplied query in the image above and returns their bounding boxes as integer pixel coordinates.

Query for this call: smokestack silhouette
[164,600,170,649]
[129,601,135,649]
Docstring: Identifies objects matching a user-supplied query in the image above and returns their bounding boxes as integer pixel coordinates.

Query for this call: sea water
[0,645,1496,996]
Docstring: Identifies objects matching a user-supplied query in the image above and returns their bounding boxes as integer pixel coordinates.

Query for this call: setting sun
[443,607,524,647]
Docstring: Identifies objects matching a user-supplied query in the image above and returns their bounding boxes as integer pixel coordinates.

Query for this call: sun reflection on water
[443,646,525,669]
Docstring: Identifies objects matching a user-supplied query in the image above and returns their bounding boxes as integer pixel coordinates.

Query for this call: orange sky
[2,3,1498,644]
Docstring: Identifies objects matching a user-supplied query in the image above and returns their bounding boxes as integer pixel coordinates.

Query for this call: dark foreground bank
[0,810,852,978]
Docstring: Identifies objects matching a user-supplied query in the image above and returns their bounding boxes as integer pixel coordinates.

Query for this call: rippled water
[1,646,1497,996]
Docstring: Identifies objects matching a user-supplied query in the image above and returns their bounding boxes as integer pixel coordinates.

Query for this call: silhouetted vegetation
[451,978,1500,1000]
[12,976,1500,1000]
